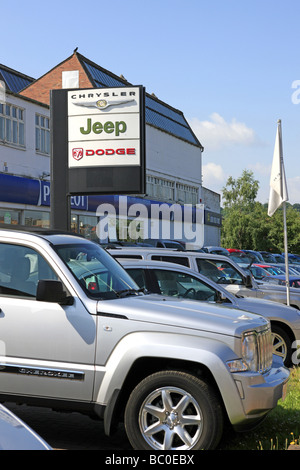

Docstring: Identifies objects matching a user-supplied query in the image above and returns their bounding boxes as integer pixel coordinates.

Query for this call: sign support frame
[50,89,70,231]
[50,86,146,231]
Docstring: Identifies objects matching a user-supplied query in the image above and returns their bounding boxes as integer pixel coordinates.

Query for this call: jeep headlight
[227,327,273,374]
[241,332,258,372]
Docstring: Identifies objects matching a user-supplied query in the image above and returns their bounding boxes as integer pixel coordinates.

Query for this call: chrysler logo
[73,98,136,111]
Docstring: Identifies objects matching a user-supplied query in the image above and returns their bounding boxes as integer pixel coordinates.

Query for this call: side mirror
[244,274,253,288]
[36,280,73,305]
[215,291,230,303]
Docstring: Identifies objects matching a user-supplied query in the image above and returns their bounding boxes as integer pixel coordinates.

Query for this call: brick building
[0,51,221,246]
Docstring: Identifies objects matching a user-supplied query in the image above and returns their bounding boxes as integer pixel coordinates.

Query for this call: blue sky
[2,0,300,204]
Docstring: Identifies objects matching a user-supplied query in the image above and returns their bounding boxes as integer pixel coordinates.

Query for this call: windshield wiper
[115,288,145,298]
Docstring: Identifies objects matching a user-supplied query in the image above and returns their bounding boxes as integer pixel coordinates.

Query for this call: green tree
[221,169,300,253]
[221,170,260,248]
[222,169,259,210]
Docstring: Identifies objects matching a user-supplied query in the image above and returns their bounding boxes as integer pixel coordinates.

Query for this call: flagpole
[283,201,290,305]
[278,120,290,306]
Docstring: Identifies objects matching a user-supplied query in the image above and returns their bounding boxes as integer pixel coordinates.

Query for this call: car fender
[94,331,244,423]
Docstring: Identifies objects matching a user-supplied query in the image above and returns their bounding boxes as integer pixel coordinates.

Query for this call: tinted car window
[196,258,244,285]
[0,243,58,298]
[152,269,217,301]
[112,254,143,260]
[151,255,190,267]
[126,268,147,290]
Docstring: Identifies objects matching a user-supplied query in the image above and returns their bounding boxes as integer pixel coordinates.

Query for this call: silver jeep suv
[0,229,289,450]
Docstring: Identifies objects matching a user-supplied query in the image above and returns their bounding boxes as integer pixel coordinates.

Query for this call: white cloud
[248,162,271,177]
[188,113,257,150]
[202,162,226,191]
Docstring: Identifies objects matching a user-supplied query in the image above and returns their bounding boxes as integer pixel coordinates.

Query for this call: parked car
[143,238,185,249]
[289,264,300,274]
[259,252,278,264]
[0,404,51,450]
[0,227,289,451]
[272,254,285,263]
[120,259,300,366]
[262,275,300,288]
[274,263,300,276]
[249,265,275,280]
[243,250,265,263]
[202,246,229,256]
[250,264,285,279]
[283,253,300,265]
[227,251,253,268]
[108,246,300,310]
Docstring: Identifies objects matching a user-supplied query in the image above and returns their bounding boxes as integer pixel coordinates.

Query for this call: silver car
[0,404,51,450]
[120,259,300,367]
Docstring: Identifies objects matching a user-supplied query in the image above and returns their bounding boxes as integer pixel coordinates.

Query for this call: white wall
[0,93,50,179]
[146,125,202,189]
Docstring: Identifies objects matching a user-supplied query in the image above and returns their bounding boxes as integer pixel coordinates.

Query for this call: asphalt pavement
[5,402,131,450]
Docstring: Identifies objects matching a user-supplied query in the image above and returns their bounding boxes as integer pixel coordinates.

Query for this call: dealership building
[0,51,221,247]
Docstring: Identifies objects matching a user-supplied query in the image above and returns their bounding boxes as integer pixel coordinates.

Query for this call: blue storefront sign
[0,174,210,227]
[0,175,88,211]
[0,174,40,205]
[39,181,88,210]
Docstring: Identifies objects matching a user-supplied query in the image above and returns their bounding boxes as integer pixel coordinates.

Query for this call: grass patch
[219,367,300,450]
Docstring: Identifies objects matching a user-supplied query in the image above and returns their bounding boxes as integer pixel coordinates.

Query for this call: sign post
[50,86,146,231]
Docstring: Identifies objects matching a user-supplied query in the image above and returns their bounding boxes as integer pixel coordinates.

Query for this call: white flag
[268,120,288,217]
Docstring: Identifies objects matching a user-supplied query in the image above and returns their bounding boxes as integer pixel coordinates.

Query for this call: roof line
[76,52,191,119]
[76,52,203,148]
[19,53,77,93]
[0,63,35,82]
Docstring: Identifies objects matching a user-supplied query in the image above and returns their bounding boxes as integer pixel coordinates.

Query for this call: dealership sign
[68,87,144,169]
[50,86,146,230]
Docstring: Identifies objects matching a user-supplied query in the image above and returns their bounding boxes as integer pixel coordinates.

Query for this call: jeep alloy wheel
[124,370,224,450]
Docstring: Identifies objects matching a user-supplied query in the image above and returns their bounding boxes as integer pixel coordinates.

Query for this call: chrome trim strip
[0,363,84,381]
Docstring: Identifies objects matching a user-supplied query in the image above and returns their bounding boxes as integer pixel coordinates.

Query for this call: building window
[146,175,175,201]
[35,114,50,155]
[176,183,198,205]
[24,210,50,228]
[0,209,20,225]
[0,103,25,147]
[78,215,98,240]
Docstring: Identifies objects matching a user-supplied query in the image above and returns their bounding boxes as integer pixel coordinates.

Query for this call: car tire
[124,370,224,450]
[272,325,292,367]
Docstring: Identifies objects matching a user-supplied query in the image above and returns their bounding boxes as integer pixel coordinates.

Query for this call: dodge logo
[72,148,84,160]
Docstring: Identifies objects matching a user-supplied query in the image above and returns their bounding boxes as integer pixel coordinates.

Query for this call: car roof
[119,258,195,271]
[0,227,89,245]
[108,246,231,261]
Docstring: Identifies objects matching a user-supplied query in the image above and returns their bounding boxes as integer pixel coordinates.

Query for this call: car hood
[233,295,299,318]
[97,293,267,337]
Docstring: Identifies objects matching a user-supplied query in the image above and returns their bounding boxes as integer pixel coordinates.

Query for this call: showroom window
[24,210,50,228]
[0,209,20,225]
[0,103,25,147]
[78,215,98,240]
[35,113,50,155]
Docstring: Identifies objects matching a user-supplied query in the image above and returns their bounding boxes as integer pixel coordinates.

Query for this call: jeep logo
[80,119,127,137]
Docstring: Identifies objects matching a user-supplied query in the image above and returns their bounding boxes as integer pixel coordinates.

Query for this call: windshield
[54,242,141,300]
